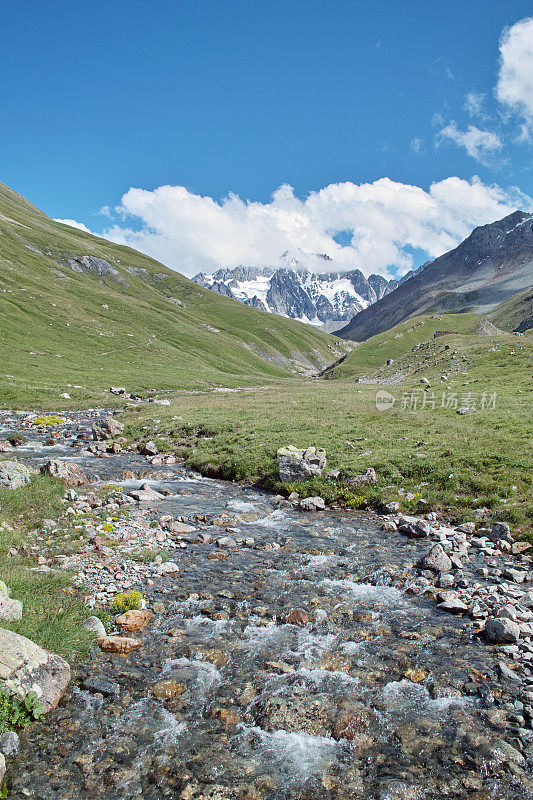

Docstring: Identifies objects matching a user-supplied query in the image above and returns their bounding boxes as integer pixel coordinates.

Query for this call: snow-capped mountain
[193,252,397,330]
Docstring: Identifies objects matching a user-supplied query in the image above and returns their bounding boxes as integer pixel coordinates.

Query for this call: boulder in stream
[41,459,88,487]
[0,628,70,710]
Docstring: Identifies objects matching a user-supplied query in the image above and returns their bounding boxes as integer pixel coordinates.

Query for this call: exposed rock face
[0,461,32,490]
[41,459,88,487]
[338,211,533,341]
[192,256,396,329]
[277,446,326,482]
[0,628,70,710]
[58,255,126,285]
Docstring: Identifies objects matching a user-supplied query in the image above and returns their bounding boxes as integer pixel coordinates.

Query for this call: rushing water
[1,410,531,800]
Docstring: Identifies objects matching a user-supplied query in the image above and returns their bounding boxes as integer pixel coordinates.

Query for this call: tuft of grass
[0,476,92,660]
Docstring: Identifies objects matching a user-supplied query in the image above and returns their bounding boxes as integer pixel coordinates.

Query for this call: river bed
[0,410,531,800]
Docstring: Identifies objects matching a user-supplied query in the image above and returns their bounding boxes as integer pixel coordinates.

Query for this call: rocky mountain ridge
[193,253,400,330]
[338,211,533,341]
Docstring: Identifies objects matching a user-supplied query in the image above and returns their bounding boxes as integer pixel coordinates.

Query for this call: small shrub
[32,415,66,427]
[0,689,46,734]
[108,590,143,614]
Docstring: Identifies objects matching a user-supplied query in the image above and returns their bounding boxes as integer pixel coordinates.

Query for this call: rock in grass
[277,445,326,482]
[0,596,23,622]
[0,461,32,490]
[484,617,521,644]
[0,628,70,710]
[138,440,159,456]
[83,616,106,637]
[96,636,142,653]
[41,459,88,487]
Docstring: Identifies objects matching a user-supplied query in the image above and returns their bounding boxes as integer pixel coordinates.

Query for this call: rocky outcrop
[277,446,326,482]
[0,461,33,490]
[41,459,88,487]
[0,628,70,710]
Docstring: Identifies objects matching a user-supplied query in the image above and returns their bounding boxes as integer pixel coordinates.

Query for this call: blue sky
[1,1,533,277]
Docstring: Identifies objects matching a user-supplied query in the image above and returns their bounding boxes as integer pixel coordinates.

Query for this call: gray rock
[216,536,238,548]
[92,416,125,440]
[0,754,4,786]
[128,483,164,502]
[498,662,521,682]
[382,501,400,514]
[83,676,120,696]
[489,521,513,544]
[138,441,159,456]
[490,740,526,767]
[484,617,521,644]
[0,731,19,756]
[41,459,88,487]
[455,522,475,534]
[521,589,533,609]
[0,628,70,710]
[277,446,326,482]
[299,496,326,511]
[0,596,22,622]
[0,461,32,490]
[437,598,468,614]
[346,468,377,486]
[418,544,452,573]
[456,407,476,415]
[83,616,106,637]
[399,518,430,539]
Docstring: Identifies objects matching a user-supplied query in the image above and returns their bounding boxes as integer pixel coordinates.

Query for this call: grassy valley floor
[121,319,533,537]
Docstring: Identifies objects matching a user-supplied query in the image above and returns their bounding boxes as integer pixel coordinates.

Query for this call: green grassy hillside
[0,183,347,408]
[488,287,533,333]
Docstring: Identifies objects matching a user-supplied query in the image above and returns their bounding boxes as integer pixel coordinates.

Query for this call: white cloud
[464,91,486,118]
[437,122,503,165]
[102,177,531,278]
[497,16,533,139]
[54,218,92,233]
[410,137,423,153]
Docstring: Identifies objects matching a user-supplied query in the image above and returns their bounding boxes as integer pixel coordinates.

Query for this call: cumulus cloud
[437,122,503,165]
[497,16,533,139]
[54,218,92,233]
[102,177,531,278]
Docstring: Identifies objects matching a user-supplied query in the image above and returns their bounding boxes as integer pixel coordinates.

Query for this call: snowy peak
[192,259,396,329]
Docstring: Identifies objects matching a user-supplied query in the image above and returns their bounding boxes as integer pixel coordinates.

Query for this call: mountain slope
[193,257,396,330]
[337,211,533,342]
[0,183,348,407]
